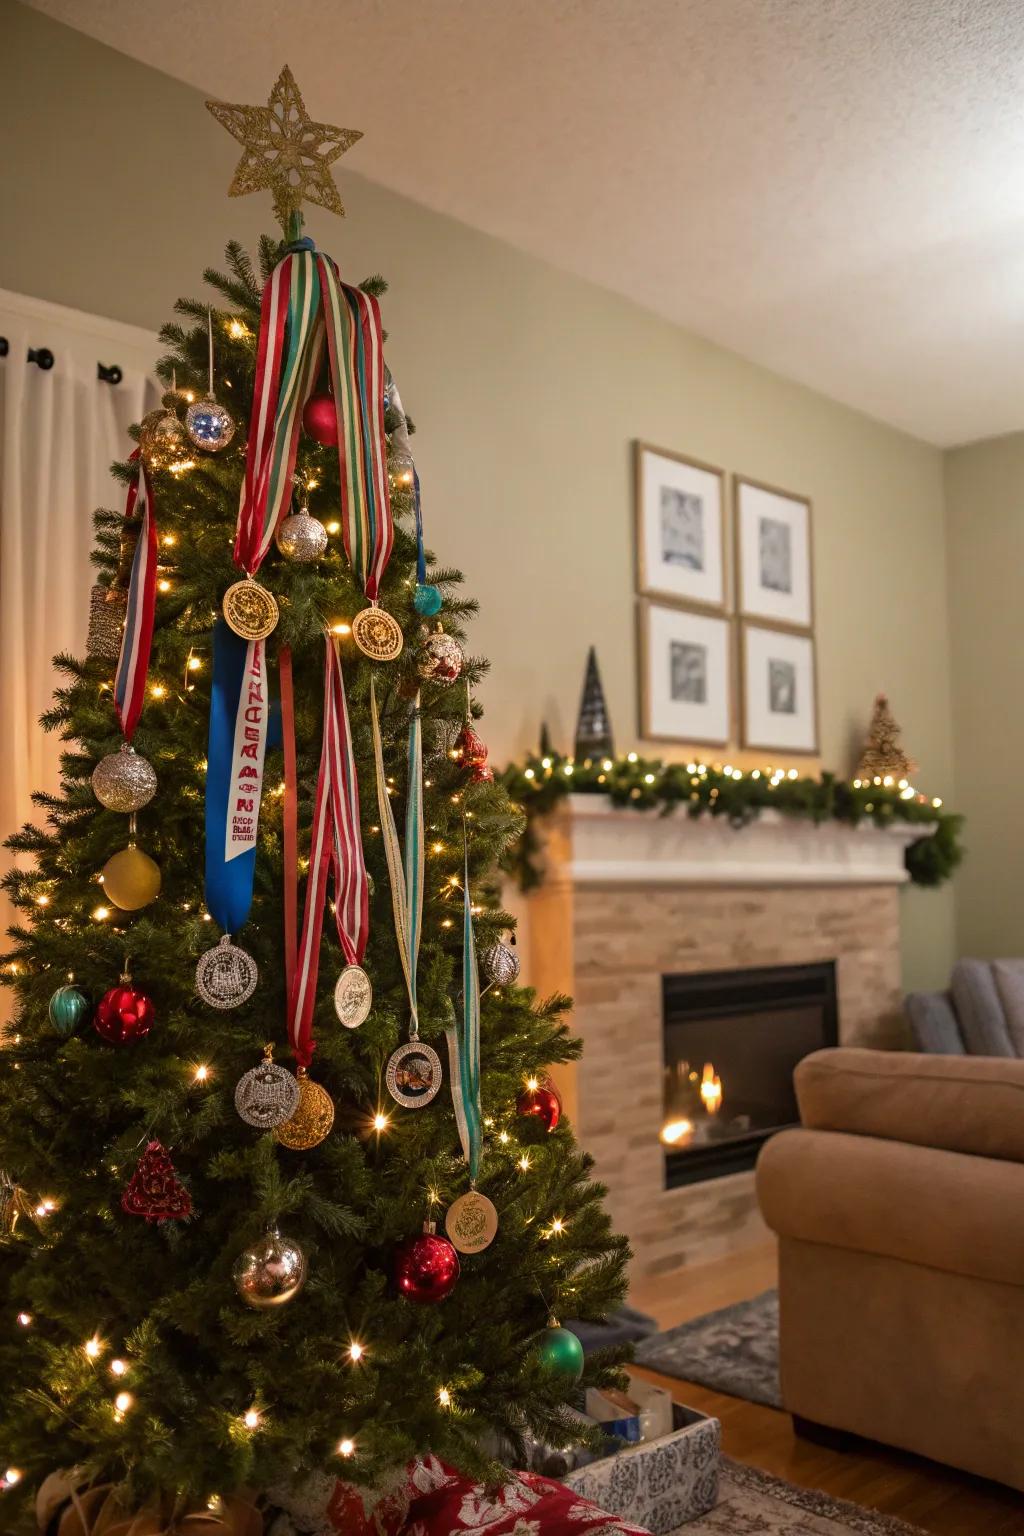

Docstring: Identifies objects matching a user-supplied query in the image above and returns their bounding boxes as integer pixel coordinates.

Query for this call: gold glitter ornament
[274,1070,335,1150]
[92,744,158,814]
[207,65,362,230]
[139,408,191,472]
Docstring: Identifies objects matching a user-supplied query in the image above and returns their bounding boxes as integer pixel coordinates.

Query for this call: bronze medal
[445,1190,498,1254]
[351,605,403,662]
[385,1039,442,1108]
[334,964,372,1029]
[223,578,279,641]
[274,1072,335,1150]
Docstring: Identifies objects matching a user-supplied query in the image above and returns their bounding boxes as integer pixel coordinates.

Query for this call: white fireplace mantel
[541,795,934,888]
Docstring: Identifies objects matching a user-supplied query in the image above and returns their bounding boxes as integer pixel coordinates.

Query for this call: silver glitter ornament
[276,508,328,563]
[234,1047,300,1129]
[416,630,465,686]
[480,939,520,988]
[233,1226,307,1309]
[196,935,258,1009]
[186,395,236,453]
[91,744,158,813]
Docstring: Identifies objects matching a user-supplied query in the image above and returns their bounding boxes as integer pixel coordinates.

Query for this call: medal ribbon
[369,677,423,1033]
[236,247,394,598]
[445,824,482,1182]
[113,449,157,742]
[205,623,271,936]
[288,635,368,1069]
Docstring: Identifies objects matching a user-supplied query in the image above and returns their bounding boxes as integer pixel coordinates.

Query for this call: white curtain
[0,288,160,972]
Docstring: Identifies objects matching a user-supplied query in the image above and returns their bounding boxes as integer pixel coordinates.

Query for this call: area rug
[634,1290,781,1408]
[680,1458,925,1535]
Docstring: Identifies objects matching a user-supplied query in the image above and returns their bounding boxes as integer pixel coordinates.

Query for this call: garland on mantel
[499,751,964,891]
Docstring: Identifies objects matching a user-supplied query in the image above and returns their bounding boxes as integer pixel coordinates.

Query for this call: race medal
[234,1045,300,1129]
[275,1071,335,1150]
[334,964,372,1029]
[196,935,258,1010]
[386,1039,442,1109]
[223,578,279,641]
[351,605,404,662]
[445,1190,498,1255]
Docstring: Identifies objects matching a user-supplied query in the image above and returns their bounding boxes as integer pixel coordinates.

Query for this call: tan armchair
[757,1047,1024,1492]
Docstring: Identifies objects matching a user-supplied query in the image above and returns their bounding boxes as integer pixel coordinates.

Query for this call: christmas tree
[0,68,627,1528]
[573,649,614,762]
[857,693,917,781]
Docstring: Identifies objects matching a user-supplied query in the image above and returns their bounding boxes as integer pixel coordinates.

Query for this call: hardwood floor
[629,1242,1024,1536]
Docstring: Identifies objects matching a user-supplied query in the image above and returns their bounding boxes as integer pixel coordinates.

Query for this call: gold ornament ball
[276,509,328,563]
[101,845,162,911]
[233,1227,307,1309]
[139,409,191,472]
[275,1075,335,1149]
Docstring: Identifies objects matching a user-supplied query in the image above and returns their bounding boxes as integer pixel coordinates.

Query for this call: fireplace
[661,962,838,1188]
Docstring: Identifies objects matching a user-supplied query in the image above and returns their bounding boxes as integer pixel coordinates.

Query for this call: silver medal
[334,964,372,1029]
[196,935,259,1010]
[234,1050,301,1129]
[385,1039,443,1109]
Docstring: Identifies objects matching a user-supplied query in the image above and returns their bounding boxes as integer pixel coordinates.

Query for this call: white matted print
[639,601,731,745]
[736,478,812,628]
[636,444,726,610]
[741,624,818,754]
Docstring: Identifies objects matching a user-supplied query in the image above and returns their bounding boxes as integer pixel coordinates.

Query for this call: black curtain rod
[0,337,122,385]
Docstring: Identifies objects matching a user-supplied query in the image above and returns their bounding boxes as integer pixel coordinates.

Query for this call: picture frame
[740,622,819,755]
[638,598,732,746]
[735,476,813,630]
[635,442,727,612]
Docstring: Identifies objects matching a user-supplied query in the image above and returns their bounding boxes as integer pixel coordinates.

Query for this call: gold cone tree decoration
[857,693,917,780]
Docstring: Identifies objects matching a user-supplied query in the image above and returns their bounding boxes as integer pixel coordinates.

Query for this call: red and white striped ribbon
[287,634,368,1068]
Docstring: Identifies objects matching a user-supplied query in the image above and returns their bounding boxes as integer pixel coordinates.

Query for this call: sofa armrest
[795,1047,1024,1163]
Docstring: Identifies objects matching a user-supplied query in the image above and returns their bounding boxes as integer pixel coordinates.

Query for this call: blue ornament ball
[538,1324,584,1383]
[185,396,236,453]
[48,985,90,1037]
[414,583,443,618]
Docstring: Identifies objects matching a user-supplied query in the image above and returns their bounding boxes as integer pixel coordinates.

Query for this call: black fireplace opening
[661,961,838,1188]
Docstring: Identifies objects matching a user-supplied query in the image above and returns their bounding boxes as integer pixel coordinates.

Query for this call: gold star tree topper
[207,65,362,232]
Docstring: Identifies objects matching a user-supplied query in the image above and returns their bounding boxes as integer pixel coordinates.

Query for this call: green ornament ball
[538,1323,584,1383]
[48,985,89,1037]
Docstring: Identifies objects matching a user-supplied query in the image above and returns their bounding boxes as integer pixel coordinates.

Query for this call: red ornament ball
[395,1226,460,1304]
[454,723,489,769]
[302,393,338,447]
[94,983,154,1045]
[516,1081,561,1133]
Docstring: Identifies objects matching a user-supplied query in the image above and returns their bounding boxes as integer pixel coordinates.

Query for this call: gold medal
[445,1190,498,1254]
[334,964,372,1029]
[274,1070,335,1150]
[223,578,279,641]
[351,604,403,662]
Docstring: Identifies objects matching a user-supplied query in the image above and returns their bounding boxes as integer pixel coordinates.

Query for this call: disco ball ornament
[233,1227,307,1309]
[302,393,338,447]
[276,508,328,563]
[101,845,161,911]
[416,630,464,686]
[480,939,520,988]
[91,745,157,813]
[413,583,443,618]
[139,408,190,471]
[185,394,236,453]
[516,1080,561,1134]
[48,985,89,1037]
[395,1222,460,1304]
[94,979,154,1045]
[538,1322,584,1383]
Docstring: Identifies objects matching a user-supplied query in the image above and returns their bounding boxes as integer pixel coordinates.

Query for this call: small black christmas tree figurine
[539,720,555,759]
[858,693,917,780]
[574,646,614,761]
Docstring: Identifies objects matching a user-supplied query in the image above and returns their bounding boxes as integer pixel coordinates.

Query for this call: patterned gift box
[561,1404,721,1533]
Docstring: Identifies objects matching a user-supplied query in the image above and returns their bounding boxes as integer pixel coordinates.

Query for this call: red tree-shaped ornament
[121,1141,192,1223]
[454,722,494,784]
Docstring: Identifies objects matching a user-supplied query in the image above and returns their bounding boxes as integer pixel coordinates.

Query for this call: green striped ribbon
[369,677,423,1034]
[445,821,482,1181]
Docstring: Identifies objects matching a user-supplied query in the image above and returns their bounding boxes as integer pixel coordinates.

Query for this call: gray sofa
[906,959,1024,1056]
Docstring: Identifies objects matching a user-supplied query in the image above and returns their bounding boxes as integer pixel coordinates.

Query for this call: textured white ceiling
[25,0,1024,445]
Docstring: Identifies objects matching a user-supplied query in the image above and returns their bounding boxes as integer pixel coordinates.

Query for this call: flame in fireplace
[660,1117,693,1146]
[699,1063,722,1116]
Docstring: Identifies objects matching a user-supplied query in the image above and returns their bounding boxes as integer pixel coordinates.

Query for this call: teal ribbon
[446,821,482,1181]
[370,679,423,1034]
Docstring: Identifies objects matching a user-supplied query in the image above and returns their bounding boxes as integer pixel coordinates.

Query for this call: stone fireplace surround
[525,797,929,1282]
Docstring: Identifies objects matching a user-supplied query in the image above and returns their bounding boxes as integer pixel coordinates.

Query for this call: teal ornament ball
[538,1323,584,1383]
[414,583,443,618]
[48,985,89,1037]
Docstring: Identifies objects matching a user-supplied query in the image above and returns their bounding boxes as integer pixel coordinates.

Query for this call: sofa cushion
[757,1127,1024,1285]
[950,958,1015,1057]
[904,991,964,1054]
[992,959,1024,1057]
[795,1047,1024,1163]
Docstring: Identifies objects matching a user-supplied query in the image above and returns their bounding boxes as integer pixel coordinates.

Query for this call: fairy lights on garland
[500,751,964,890]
